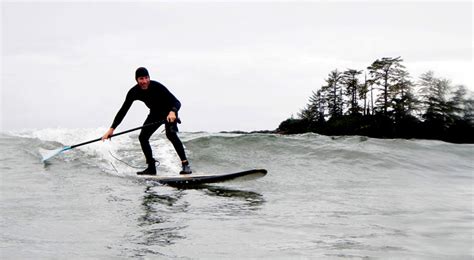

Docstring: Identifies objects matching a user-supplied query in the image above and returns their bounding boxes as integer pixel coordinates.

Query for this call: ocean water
[0,128,473,259]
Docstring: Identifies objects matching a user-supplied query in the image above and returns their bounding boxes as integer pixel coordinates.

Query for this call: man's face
[137,76,150,89]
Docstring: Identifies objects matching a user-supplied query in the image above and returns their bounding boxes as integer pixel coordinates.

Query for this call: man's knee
[166,131,177,141]
[139,132,150,143]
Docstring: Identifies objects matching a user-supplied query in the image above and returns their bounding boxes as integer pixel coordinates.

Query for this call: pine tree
[342,69,363,115]
[367,57,407,116]
[391,69,416,121]
[359,73,369,115]
[298,89,326,124]
[321,69,343,117]
[418,71,453,131]
[446,85,474,143]
[449,85,471,122]
[298,91,318,122]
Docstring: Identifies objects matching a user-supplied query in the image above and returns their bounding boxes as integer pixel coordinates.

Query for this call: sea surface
[1,128,473,259]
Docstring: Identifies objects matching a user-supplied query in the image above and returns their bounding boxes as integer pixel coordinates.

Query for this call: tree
[446,85,474,143]
[299,90,319,121]
[390,69,416,121]
[298,89,327,128]
[359,73,369,115]
[418,71,453,135]
[367,57,407,116]
[342,69,363,115]
[449,85,471,122]
[321,69,344,118]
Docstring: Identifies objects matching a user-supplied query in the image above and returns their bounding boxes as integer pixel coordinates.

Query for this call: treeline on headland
[276,57,474,143]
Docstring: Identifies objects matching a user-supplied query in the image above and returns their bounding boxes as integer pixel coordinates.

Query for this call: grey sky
[2,1,472,132]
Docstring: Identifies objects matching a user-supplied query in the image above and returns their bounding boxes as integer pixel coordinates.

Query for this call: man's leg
[165,122,187,162]
[139,115,161,165]
[165,122,192,174]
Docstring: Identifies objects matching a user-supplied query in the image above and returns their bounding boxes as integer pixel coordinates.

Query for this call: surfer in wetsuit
[101,67,192,175]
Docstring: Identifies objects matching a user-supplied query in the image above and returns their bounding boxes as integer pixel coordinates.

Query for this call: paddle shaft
[69,121,164,149]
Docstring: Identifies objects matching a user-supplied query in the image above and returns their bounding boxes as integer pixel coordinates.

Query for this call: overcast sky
[1,1,472,132]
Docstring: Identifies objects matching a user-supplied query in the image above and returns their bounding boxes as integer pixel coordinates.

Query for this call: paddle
[41,121,164,162]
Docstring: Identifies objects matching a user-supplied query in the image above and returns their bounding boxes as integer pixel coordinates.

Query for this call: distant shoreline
[219,118,474,144]
[218,130,277,135]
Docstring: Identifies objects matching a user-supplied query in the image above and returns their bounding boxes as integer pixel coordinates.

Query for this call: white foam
[11,128,183,176]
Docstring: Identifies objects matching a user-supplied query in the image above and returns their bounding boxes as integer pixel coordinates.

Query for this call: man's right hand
[102,128,115,141]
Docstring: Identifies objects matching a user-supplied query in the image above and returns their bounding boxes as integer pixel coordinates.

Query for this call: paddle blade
[40,146,71,162]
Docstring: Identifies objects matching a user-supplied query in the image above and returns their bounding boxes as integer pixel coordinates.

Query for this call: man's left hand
[167,111,177,123]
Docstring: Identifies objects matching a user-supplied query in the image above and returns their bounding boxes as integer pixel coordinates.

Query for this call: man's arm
[161,85,181,123]
[102,90,134,140]
[102,128,115,141]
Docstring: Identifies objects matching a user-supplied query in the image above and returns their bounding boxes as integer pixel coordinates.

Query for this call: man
[102,67,192,175]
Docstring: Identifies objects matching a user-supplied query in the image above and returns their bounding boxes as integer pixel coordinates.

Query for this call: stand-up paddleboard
[138,169,267,187]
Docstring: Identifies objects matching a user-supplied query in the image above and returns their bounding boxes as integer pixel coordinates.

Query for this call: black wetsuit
[111,80,187,164]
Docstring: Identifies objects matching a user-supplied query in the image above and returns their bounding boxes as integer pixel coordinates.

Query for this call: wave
[3,129,473,180]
